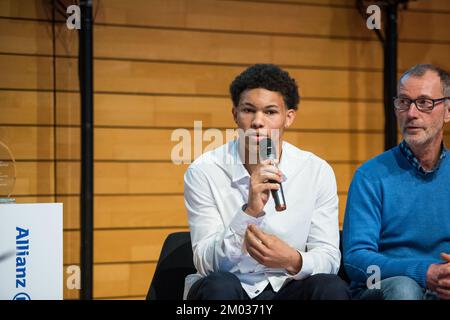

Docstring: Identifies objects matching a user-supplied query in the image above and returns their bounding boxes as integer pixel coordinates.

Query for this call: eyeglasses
[393,96,449,112]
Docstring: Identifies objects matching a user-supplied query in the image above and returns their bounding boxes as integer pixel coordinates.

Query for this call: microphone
[260,138,286,212]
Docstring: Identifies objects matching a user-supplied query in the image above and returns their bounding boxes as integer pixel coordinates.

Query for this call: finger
[441,253,450,263]
[259,164,280,174]
[435,287,450,300]
[245,227,266,252]
[255,183,280,193]
[248,225,270,246]
[261,159,279,166]
[437,264,450,279]
[259,172,282,183]
[247,245,265,264]
[437,278,450,290]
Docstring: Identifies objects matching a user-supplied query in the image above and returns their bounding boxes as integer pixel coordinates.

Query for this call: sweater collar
[399,140,447,176]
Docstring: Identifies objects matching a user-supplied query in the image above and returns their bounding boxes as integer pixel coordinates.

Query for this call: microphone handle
[269,180,286,211]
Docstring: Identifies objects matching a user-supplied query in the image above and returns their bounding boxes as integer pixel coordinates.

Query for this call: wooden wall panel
[0,19,52,54]
[2,0,449,300]
[55,24,450,71]
[0,126,53,160]
[56,195,79,230]
[0,0,47,19]
[0,91,53,125]
[91,128,384,162]
[57,195,189,230]
[64,228,188,265]
[14,161,54,195]
[93,262,155,298]
[57,92,385,131]
[55,57,383,100]
[95,162,188,194]
[0,55,52,89]
[94,195,188,228]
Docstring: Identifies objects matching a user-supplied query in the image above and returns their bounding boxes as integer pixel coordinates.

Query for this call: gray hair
[398,64,450,105]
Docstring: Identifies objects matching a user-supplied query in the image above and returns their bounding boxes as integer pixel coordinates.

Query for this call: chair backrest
[146,231,196,300]
[147,230,349,300]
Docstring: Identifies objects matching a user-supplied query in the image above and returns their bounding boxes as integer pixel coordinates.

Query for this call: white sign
[0,203,63,300]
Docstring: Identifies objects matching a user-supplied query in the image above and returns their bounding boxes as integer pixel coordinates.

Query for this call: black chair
[147,231,349,300]
[147,232,196,300]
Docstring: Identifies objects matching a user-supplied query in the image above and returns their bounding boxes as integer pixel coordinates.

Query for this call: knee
[307,274,351,300]
[188,272,244,300]
[201,272,241,291]
[381,276,424,300]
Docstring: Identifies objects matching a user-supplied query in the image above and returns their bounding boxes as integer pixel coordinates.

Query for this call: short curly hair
[229,64,300,110]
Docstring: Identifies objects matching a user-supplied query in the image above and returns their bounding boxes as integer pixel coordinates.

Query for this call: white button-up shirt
[183,139,340,299]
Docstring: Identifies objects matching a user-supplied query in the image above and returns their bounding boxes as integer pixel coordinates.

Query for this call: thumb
[440,252,450,262]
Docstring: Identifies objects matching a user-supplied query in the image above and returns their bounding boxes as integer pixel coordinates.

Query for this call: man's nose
[406,101,420,118]
[251,111,265,129]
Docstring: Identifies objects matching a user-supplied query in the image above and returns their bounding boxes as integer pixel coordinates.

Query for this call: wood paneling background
[1,0,449,300]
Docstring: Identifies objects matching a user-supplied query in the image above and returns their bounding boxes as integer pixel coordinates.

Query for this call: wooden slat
[284,131,384,162]
[93,0,372,39]
[399,42,450,72]
[94,162,355,194]
[0,126,53,160]
[39,189,352,232]
[244,0,354,6]
[0,55,52,89]
[0,0,47,19]
[56,57,383,100]
[56,24,383,69]
[13,161,54,195]
[57,195,79,230]
[56,92,80,125]
[400,11,450,42]
[64,228,188,264]
[93,0,450,42]
[95,228,189,263]
[95,162,188,194]
[339,193,347,228]
[57,24,450,71]
[92,128,384,162]
[407,0,450,11]
[331,163,359,195]
[0,91,53,125]
[0,19,51,55]
[57,194,189,230]
[56,161,79,195]
[57,92,385,131]
[56,127,80,160]
[95,195,188,228]
[14,195,55,203]
[63,230,80,265]
[93,262,155,298]
[98,296,146,300]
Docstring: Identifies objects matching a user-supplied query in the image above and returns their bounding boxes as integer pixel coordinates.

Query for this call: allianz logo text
[14,227,31,300]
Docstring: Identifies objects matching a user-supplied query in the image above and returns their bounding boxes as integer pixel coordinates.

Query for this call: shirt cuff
[288,250,314,280]
[229,207,265,236]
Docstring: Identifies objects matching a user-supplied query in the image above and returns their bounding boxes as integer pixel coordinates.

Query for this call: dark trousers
[187,271,351,300]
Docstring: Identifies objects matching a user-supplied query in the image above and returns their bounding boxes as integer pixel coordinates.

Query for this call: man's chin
[404,134,428,148]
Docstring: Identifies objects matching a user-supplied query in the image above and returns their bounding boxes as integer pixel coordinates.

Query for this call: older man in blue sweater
[343,64,450,300]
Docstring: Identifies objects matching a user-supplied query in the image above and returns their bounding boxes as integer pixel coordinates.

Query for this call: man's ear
[444,101,450,123]
[284,108,296,128]
[232,106,238,124]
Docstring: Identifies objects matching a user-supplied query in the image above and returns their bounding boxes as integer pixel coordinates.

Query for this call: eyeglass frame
[393,96,450,112]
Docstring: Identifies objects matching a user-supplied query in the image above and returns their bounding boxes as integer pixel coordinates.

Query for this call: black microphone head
[259,137,276,160]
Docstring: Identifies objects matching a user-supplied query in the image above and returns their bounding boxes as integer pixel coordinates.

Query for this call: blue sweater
[343,145,450,289]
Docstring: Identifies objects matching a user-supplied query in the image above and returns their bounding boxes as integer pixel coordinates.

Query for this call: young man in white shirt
[184,64,350,300]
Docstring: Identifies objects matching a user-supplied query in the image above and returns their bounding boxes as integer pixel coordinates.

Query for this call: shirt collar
[399,140,447,175]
